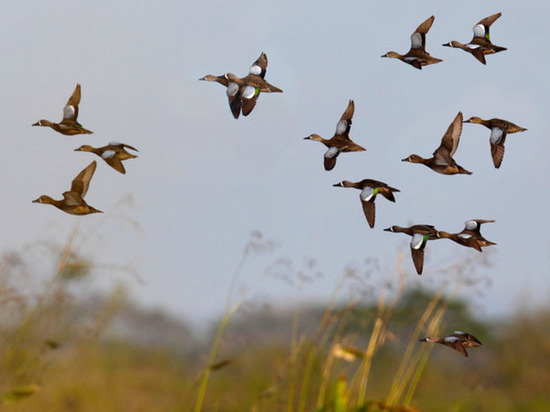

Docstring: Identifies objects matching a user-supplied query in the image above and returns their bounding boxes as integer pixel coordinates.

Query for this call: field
[1,233,549,412]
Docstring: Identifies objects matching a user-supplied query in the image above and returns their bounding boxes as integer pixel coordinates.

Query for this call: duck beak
[32,121,40,126]
[32,198,39,203]
[303,136,311,140]
[383,227,392,232]
[401,157,409,162]
[332,183,341,187]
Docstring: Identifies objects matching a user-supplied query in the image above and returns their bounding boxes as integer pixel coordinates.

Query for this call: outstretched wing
[410,15,435,50]
[63,84,81,121]
[335,100,354,138]
[249,52,268,79]
[70,161,97,198]
[434,112,463,164]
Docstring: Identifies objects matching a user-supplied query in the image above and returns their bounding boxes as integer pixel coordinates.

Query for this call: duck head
[402,154,424,163]
[381,51,401,59]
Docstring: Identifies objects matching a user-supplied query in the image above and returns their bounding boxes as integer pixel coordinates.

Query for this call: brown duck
[33,84,93,135]
[75,142,138,174]
[383,224,440,275]
[402,111,472,175]
[420,331,482,357]
[443,12,507,65]
[382,16,443,70]
[464,116,527,168]
[333,179,400,228]
[199,52,282,119]
[304,100,366,171]
[32,161,102,215]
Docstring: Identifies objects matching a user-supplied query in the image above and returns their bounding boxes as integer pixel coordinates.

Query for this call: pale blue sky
[1,1,549,323]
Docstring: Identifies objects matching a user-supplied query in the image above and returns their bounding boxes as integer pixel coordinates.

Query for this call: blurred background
[1,1,549,410]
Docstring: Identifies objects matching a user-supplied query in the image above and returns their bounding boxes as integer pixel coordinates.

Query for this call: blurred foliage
[0,235,549,411]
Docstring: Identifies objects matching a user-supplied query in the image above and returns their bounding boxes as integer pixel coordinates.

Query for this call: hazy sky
[2,1,549,324]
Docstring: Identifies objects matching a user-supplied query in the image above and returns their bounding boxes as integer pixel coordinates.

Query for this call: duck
[383,224,440,275]
[381,16,443,70]
[304,100,366,171]
[333,179,400,228]
[442,12,507,65]
[32,84,93,135]
[32,161,102,215]
[446,219,497,250]
[199,52,282,119]
[460,219,494,238]
[463,116,527,168]
[419,331,482,357]
[438,229,496,252]
[74,142,138,174]
[402,112,472,175]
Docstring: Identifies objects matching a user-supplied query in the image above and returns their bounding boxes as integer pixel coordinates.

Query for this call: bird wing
[450,342,469,357]
[249,52,268,79]
[70,161,97,198]
[334,100,354,138]
[434,112,463,163]
[63,84,81,121]
[410,15,435,50]
[360,198,376,228]
[109,142,139,152]
[473,12,502,42]
[241,85,260,116]
[324,147,341,171]
[226,82,242,119]
[410,247,424,275]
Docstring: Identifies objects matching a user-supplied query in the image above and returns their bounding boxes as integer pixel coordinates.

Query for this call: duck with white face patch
[333,179,400,228]
[442,12,507,64]
[463,116,526,168]
[199,52,282,119]
[304,100,366,171]
[419,331,483,357]
[383,224,441,275]
[381,15,442,70]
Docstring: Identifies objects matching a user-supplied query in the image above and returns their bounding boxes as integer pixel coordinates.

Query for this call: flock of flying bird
[198,11,527,357]
[30,12,525,357]
[31,84,138,215]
